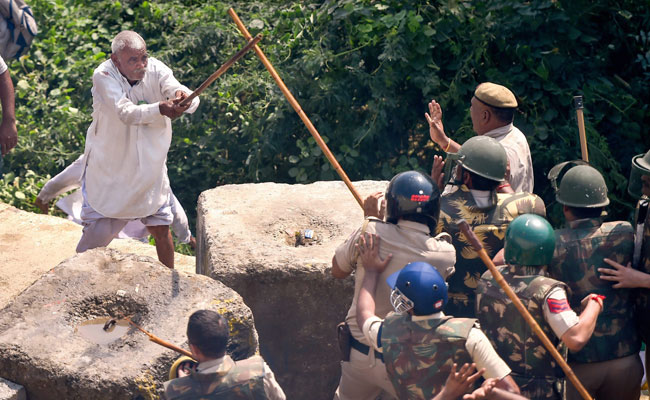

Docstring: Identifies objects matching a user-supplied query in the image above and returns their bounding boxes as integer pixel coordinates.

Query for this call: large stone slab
[196,180,388,399]
[0,248,258,400]
[0,202,196,310]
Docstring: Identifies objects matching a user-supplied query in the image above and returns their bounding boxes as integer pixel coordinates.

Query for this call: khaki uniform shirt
[335,219,456,343]
[484,123,534,193]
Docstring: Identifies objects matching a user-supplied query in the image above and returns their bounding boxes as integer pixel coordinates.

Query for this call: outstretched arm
[0,67,16,156]
[560,294,603,352]
[425,100,460,153]
[356,233,392,330]
[599,258,650,289]
[432,363,485,400]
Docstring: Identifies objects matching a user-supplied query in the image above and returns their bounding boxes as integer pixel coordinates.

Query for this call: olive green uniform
[637,199,650,343]
[436,184,546,317]
[550,217,643,400]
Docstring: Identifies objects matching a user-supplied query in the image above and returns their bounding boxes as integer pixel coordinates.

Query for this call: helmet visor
[390,288,414,314]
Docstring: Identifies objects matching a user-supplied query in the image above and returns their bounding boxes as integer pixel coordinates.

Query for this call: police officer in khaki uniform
[435,136,545,318]
[331,171,456,400]
[549,164,643,400]
[477,213,603,399]
[426,82,534,192]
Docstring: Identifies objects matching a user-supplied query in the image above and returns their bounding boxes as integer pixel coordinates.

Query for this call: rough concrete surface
[0,248,258,400]
[0,378,25,400]
[0,202,196,310]
[196,180,388,399]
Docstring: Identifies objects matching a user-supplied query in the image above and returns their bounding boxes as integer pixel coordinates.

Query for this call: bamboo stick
[456,219,592,400]
[124,317,194,358]
[573,96,589,162]
[178,34,262,107]
[227,8,364,208]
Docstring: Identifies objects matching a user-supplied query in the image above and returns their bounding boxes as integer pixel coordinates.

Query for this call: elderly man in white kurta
[76,30,199,269]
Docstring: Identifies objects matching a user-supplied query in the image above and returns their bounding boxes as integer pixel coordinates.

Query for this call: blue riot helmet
[386,262,448,316]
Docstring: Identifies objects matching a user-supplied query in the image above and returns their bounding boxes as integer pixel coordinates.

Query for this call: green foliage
[1,0,649,236]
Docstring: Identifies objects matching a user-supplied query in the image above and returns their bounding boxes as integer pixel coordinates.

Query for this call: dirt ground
[0,202,195,309]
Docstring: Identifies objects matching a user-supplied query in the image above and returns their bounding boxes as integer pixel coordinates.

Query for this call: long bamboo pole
[178,34,262,107]
[227,8,364,208]
[573,96,589,162]
[124,317,194,358]
[456,220,593,400]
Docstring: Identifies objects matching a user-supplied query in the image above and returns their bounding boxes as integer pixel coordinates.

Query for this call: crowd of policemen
[162,82,649,400]
[329,82,650,400]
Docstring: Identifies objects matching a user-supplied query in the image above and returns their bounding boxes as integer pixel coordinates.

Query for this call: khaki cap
[474,82,518,108]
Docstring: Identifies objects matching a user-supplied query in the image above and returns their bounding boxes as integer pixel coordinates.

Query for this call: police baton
[178,34,263,107]
[456,219,593,400]
[573,96,589,162]
[228,8,364,208]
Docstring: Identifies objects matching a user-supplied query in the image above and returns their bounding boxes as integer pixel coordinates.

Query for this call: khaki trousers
[333,348,396,400]
[566,354,643,400]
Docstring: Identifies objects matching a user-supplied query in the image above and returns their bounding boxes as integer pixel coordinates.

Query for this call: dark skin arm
[0,68,17,156]
[159,90,191,119]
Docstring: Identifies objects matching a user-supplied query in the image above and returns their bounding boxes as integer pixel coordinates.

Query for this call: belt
[350,335,383,362]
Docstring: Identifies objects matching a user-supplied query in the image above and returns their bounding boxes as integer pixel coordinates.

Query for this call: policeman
[477,213,603,399]
[355,255,520,400]
[549,164,643,400]
[600,149,650,383]
[426,82,534,192]
[164,310,286,400]
[331,170,456,400]
[436,136,545,318]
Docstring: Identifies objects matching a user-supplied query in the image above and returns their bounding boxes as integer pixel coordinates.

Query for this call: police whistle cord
[228,8,364,209]
[455,219,593,400]
[178,34,263,107]
[120,316,194,359]
[573,96,589,162]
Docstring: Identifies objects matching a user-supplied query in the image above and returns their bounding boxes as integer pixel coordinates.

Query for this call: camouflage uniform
[436,184,546,317]
[636,199,650,342]
[477,265,566,399]
[380,313,475,400]
[164,355,268,400]
[550,217,643,400]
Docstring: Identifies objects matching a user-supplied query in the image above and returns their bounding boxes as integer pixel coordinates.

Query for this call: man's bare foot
[189,236,196,250]
[34,197,49,214]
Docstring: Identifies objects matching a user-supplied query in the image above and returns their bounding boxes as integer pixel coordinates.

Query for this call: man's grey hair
[111,31,146,54]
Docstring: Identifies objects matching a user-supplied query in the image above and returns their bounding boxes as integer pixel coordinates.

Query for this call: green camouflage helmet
[628,149,650,198]
[504,214,555,266]
[457,136,507,182]
[556,165,609,208]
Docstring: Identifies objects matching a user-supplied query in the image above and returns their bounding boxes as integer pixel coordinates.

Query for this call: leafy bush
[1,0,649,235]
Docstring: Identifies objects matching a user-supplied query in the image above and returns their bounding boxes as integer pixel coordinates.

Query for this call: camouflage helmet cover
[504,214,556,266]
[456,136,507,182]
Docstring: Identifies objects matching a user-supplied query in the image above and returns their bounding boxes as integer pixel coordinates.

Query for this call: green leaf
[14,191,25,200]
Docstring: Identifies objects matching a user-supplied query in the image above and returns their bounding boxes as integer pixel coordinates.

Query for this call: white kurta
[483,123,534,193]
[83,57,199,218]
